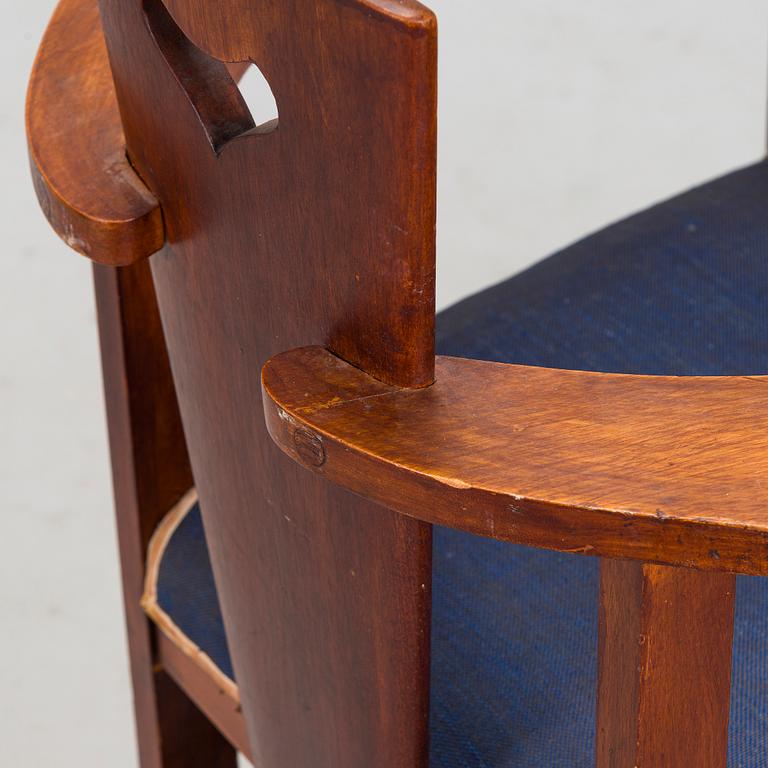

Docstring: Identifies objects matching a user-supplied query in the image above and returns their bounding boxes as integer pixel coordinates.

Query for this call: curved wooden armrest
[262,346,768,575]
[26,0,164,265]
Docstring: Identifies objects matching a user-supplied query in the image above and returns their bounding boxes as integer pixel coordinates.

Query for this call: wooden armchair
[26,0,768,765]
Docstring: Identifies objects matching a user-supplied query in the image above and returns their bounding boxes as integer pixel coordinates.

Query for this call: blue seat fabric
[156,161,768,767]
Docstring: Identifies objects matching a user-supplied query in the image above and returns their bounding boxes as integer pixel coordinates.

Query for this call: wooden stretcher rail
[263,345,768,575]
[157,633,251,762]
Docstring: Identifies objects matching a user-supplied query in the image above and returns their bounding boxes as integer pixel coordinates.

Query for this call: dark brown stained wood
[597,560,735,766]
[93,261,236,768]
[152,671,238,768]
[157,633,251,762]
[263,346,768,575]
[102,0,437,388]
[97,1,437,767]
[26,0,164,265]
[143,0,258,154]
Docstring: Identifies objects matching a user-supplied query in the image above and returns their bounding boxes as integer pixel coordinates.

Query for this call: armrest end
[263,345,768,575]
[26,0,164,265]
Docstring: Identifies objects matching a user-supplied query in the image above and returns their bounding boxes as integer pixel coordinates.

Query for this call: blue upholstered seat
[155,161,768,767]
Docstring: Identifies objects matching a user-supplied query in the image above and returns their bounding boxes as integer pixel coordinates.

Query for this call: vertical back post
[97,0,438,766]
[94,261,237,768]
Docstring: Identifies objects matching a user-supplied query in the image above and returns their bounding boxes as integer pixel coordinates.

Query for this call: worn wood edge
[164,0,435,58]
[336,0,436,32]
[25,0,164,265]
[157,634,251,763]
[27,149,161,264]
[155,0,435,103]
[142,487,241,704]
[262,346,768,576]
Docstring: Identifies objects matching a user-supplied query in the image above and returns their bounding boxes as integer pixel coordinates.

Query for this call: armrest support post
[596,559,735,767]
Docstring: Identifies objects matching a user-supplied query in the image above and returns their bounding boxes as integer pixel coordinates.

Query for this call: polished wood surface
[93,261,235,768]
[96,0,437,765]
[263,346,768,575]
[29,0,756,764]
[105,0,436,388]
[26,0,164,265]
[597,560,735,766]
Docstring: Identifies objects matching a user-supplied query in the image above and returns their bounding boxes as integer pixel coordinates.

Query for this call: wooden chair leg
[94,262,237,768]
[596,558,735,767]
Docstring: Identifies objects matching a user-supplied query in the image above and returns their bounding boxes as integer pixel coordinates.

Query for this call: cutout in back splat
[144,0,278,154]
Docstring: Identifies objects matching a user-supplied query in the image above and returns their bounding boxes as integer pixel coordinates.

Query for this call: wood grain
[143,0,258,154]
[597,560,735,766]
[96,0,437,766]
[32,0,748,762]
[26,0,164,265]
[93,260,236,767]
[157,633,251,763]
[263,346,768,575]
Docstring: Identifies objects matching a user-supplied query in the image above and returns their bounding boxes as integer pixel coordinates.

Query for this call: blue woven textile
[156,503,233,680]
[155,160,768,767]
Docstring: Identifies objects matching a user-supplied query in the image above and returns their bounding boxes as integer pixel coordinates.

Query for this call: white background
[2,1,767,764]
